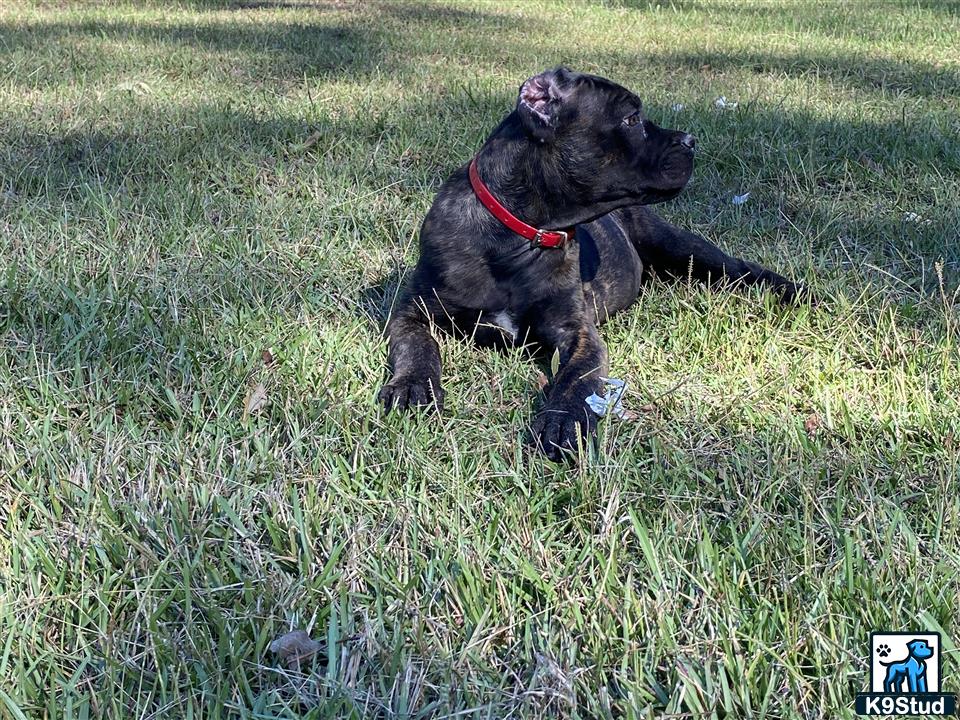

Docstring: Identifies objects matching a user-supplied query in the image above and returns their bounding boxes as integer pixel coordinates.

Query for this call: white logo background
[872,633,941,693]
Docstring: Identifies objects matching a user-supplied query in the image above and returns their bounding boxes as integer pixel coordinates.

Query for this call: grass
[1,0,958,717]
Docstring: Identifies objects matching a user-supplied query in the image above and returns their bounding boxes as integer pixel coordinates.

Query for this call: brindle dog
[379,67,801,460]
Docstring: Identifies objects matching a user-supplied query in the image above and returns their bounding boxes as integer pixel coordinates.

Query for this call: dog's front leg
[621,206,806,302]
[528,297,608,460]
[379,294,445,413]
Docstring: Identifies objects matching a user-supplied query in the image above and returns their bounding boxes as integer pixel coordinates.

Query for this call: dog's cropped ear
[517,67,573,143]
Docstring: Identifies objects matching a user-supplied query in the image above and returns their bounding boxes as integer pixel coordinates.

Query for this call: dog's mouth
[635,146,693,204]
[638,186,685,205]
[660,147,694,180]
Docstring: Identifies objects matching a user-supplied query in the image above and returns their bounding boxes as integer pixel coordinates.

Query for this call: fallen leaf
[244,382,268,418]
[261,348,275,367]
[270,630,323,668]
[804,413,821,436]
[534,371,549,391]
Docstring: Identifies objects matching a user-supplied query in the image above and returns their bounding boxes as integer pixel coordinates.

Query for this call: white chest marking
[491,311,518,339]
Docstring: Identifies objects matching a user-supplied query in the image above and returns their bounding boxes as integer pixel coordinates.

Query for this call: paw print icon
[877,643,891,658]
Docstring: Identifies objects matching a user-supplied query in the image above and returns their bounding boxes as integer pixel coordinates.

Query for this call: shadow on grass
[358,268,405,327]
[0,2,514,86]
[602,0,959,23]
[4,1,958,103]
[627,49,960,99]
[177,0,503,19]
[0,18,380,79]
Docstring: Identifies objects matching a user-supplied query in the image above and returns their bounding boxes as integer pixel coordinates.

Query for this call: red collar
[468,157,572,248]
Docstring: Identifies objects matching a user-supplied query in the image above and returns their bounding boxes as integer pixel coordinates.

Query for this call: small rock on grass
[270,630,324,668]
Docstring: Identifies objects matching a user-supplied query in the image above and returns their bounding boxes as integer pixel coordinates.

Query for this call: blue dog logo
[881,638,935,694]
[855,631,957,716]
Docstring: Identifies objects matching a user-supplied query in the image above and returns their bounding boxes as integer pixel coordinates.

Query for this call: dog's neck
[473,114,632,230]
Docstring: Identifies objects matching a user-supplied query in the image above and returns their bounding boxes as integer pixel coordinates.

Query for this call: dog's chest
[489,310,519,339]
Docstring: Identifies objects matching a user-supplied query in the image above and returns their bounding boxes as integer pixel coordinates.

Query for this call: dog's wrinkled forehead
[570,73,644,126]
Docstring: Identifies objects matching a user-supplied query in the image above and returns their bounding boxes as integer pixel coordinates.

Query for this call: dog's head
[907,639,935,659]
[516,67,695,206]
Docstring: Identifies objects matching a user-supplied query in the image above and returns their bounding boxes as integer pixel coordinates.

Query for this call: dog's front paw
[528,403,598,461]
[773,278,819,306]
[378,375,444,413]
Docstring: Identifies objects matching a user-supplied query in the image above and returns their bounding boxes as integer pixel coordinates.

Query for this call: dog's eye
[623,112,642,127]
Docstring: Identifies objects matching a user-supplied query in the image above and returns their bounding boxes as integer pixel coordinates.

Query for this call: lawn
[1,0,959,717]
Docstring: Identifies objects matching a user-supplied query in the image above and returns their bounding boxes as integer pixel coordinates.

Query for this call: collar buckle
[534,229,568,248]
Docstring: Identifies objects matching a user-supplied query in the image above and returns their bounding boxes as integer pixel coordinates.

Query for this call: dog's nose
[679,133,697,150]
